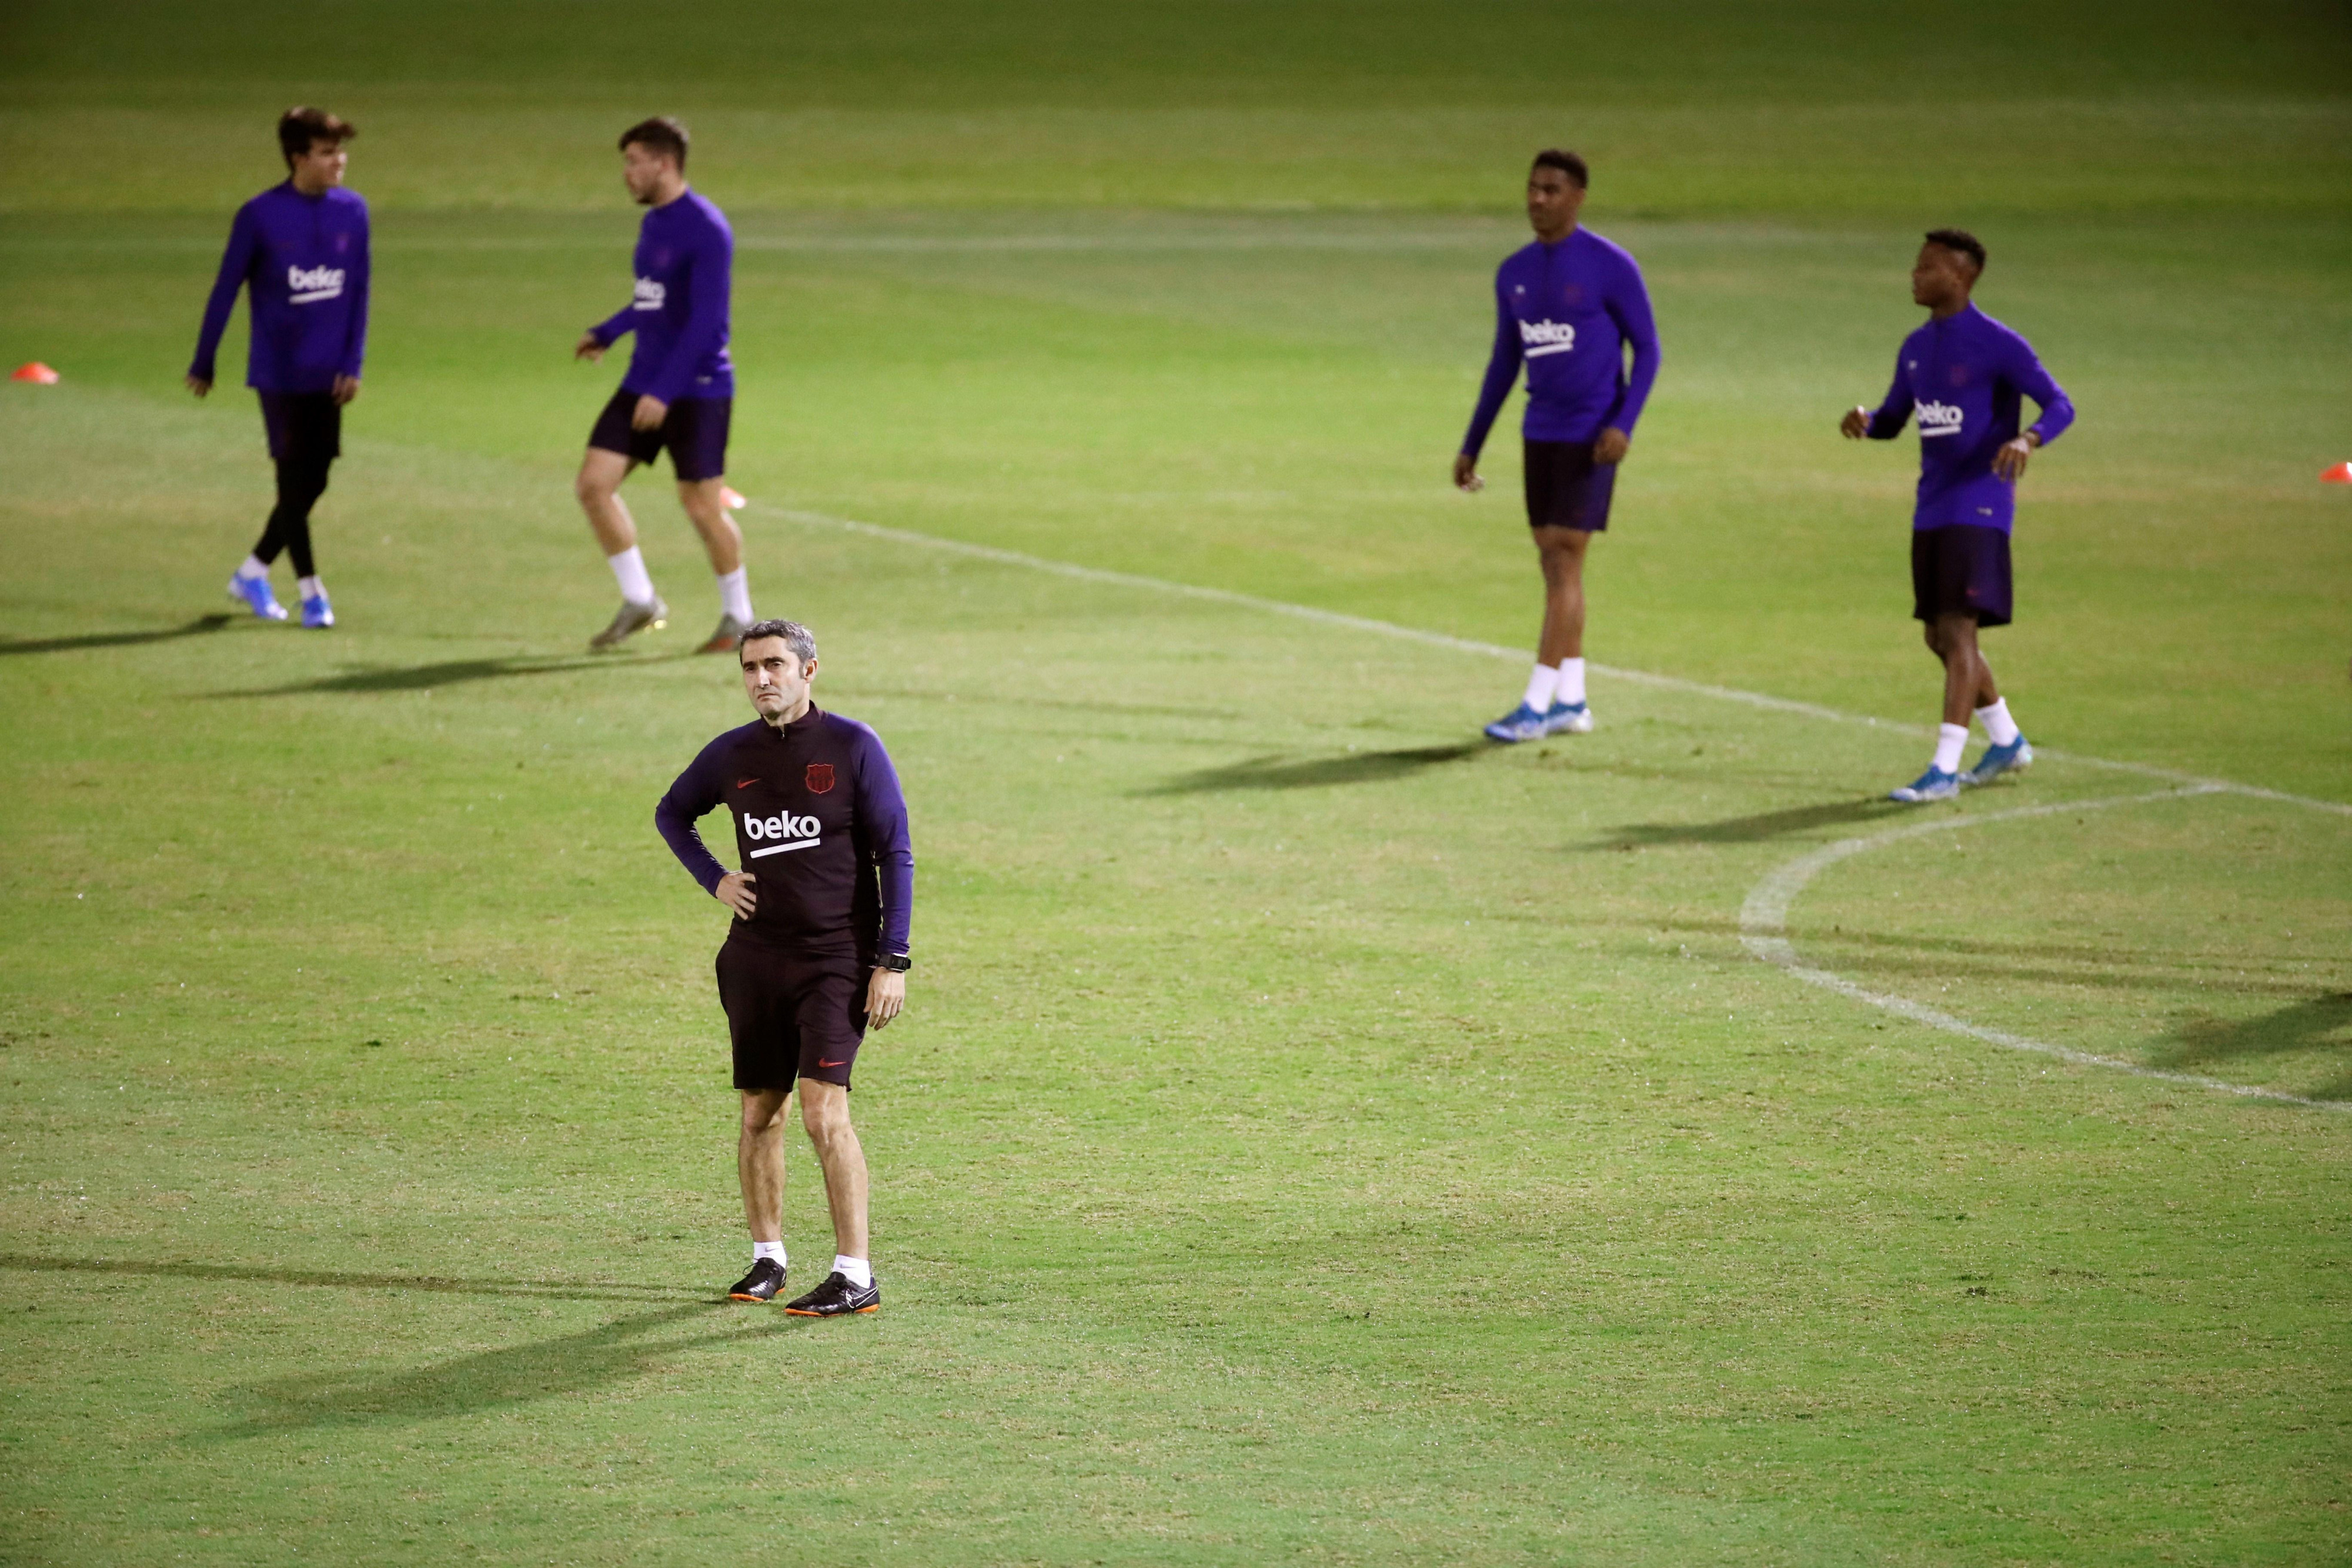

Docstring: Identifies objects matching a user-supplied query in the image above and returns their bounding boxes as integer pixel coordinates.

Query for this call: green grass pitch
[2,2,2349,1563]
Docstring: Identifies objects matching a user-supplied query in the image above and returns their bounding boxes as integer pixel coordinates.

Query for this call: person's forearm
[654,795,727,892]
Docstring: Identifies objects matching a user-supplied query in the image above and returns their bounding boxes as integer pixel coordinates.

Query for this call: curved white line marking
[1738,787,2352,1111]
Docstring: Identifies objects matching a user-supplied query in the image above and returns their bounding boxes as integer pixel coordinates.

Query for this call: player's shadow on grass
[1589,797,1905,850]
[0,613,232,657]
[0,1252,693,1304]
[208,654,644,697]
[1145,743,1484,794]
[201,1302,769,1441]
[2149,992,2352,1102]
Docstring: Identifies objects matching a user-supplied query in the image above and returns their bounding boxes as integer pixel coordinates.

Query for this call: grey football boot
[699,613,750,655]
[589,595,667,651]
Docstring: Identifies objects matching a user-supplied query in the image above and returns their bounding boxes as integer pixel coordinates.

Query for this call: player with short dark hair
[576,116,756,654]
[1455,149,1661,743]
[188,107,369,630]
[1841,229,2075,801]
[654,618,914,1315]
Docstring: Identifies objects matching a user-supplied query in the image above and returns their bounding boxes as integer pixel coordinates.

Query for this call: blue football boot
[227,572,288,622]
[1544,700,1593,735]
[300,591,334,630]
[1889,766,1961,803]
[1963,736,2032,787]
[1482,702,1552,743]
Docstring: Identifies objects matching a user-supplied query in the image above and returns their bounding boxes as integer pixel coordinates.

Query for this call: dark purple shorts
[1911,524,2013,628]
[259,391,340,466]
[587,389,731,482]
[715,939,867,1093]
[1523,438,1615,533]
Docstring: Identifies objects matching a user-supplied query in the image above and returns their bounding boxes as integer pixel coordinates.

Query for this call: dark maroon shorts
[1911,524,2013,628]
[714,939,867,1092]
[259,391,340,466]
[1523,438,1616,533]
[587,389,730,482]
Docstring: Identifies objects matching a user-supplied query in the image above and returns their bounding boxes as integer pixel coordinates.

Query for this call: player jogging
[1455,149,1661,743]
[655,619,913,1315]
[575,117,754,655]
[1841,229,2074,803]
[188,108,369,631]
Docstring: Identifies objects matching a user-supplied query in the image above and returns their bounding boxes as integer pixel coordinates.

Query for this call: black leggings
[252,456,331,579]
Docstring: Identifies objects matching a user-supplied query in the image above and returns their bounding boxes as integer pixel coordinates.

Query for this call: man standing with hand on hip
[189,107,369,631]
[576,116,756,654]
[655,620,914,1315]
[1455,148,1661,743]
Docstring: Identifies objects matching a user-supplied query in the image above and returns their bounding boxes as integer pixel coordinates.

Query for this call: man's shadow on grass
[201,1302,784,1441]
[0,613,232,657]
[2149,992,2352,1103]
[0,1252,693,1304]
[1146,743,1484,794]
[206,651,676,697]
[1587,797,1905,850]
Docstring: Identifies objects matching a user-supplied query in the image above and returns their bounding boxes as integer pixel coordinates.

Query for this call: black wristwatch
[876,953,911,972]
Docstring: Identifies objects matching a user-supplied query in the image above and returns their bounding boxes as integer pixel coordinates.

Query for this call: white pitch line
[1737,787,2352,1112]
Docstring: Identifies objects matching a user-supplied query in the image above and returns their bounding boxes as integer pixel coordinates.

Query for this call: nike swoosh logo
[735,777,760,788]
[817,1059,848,1068]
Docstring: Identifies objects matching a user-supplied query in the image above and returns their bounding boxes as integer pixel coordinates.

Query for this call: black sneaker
[727,1258,786,1302]
[783,1271,880,1316]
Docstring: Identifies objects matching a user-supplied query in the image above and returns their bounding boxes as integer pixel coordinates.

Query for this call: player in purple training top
[1841,229,2074,802]
[188,108,370,631]
[574,117,757,656]
[655,619,913,1316]
[1454,149,1661,744]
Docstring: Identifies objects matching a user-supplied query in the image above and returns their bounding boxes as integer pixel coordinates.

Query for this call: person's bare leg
[576,448,640,555]
[1932,612,1997,726]
[738,1088,789,1245]
[677,477,741,574]
[1535,526,1591,665]
[796,1079,869,1262]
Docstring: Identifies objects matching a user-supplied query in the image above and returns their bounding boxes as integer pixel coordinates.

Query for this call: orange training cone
[11,362,59,384]
[2322,462,2352,485]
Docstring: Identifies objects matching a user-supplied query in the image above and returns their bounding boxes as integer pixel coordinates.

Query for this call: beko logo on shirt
[633,277,666,310]
[287,265,345,304]
[1519,320,1576,357]
[1917,399,1965,437]
[744,810,821,858]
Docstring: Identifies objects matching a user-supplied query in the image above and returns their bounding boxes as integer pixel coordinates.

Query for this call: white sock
[1520,663,1559,713]
[236,555,270,581]
[751,1240,785,1266]
[298,575,325,601]
[1554,656,1586,708]
[1975,698,2020,747]
[606,546,656,607]
[833,1254,873,1288]
[1933,723,1969,775]
[717,566,753,624]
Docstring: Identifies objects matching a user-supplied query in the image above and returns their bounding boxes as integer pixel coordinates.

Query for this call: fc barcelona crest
[805,763,836,794]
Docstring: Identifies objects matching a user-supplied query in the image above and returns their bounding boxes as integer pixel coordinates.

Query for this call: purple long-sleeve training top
[189,182,371,393]
[1461,226,1661,457]
[1866,302,2075,533]
[655,708,913,958]
[589,189,734,405]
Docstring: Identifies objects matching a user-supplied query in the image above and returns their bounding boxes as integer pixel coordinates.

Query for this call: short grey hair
[736,618,817,667]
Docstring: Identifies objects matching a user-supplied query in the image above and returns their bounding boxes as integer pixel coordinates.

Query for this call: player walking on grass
[656,619,913,1315]
[1455,149,1661,743]
[1841,229,2074,803]
[575,117,755,654]
[188,108,369,631]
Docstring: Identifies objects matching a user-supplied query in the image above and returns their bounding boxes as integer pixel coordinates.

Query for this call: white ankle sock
[833,1254,872,1288]
[1520,663,1559,713]
[1554,656,1586,707]
[717,566,753,624]
[1975,698,2020,747]
[752,1240,785,1266]
[1933,723,1969,775]
[298,575,325,601]
[607,546,656,607]
[236,555,270,581]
